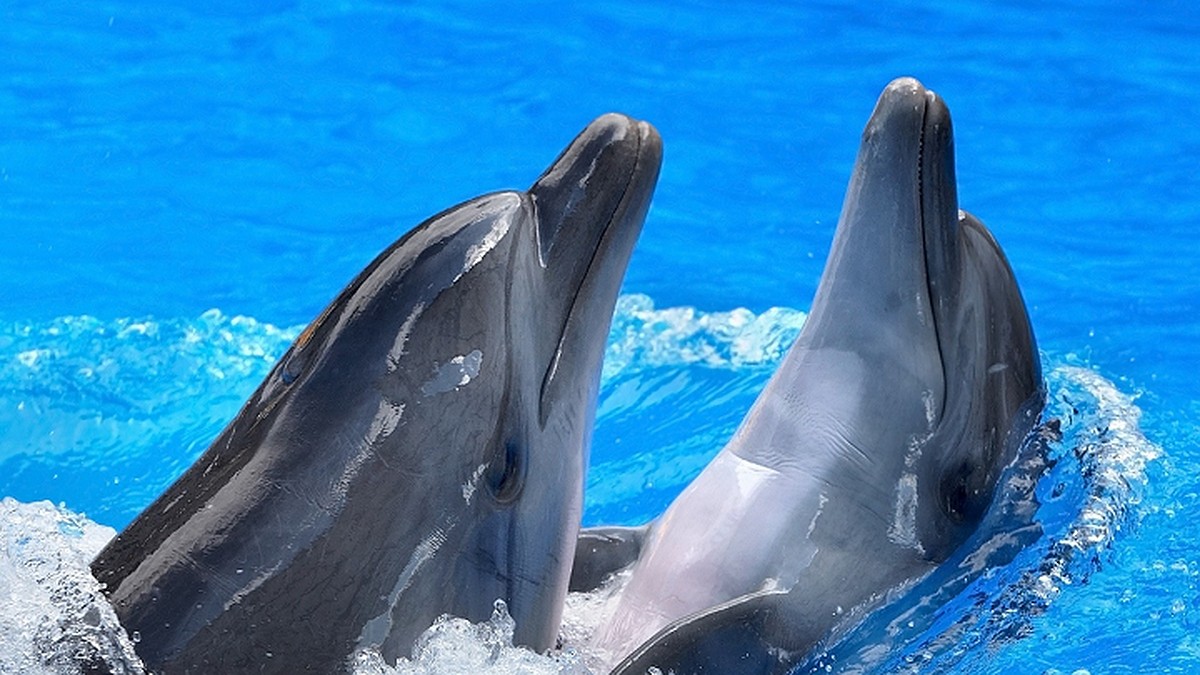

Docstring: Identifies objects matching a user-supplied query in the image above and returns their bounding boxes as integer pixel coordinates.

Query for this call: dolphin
[578,78,1044,674]
[90,113,662,673]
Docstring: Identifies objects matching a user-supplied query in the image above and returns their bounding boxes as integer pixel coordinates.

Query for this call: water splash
[353,600,586,675]
[0,309,302,527]
[0,499,142,674]
[602,294,806,378]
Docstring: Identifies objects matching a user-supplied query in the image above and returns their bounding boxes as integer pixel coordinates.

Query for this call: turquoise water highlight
[2,1,1198,672]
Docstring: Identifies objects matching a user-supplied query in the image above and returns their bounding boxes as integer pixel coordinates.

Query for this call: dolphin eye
[940,461,976,523]
[487,441,525,504]
[277,313,330,387]
[944,479,969,523]
[941,460,990,525]
[280,349,307,384]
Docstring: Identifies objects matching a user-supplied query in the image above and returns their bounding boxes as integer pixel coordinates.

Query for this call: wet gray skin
[90,113,662,674]
[582,78,1043,674]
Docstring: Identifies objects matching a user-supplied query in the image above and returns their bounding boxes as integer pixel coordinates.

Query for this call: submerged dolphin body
[580,79,1044,673]
[91,114,662,673]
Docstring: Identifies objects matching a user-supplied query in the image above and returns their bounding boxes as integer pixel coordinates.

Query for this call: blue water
[2,0,1198,672]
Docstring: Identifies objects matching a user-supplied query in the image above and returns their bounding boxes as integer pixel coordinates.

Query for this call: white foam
[421,350,484,395]
[353,600,587,675]
[803,364,1164,673]
[602,294,806,378]
[1024,366,1162,604]
[0,499,142,674]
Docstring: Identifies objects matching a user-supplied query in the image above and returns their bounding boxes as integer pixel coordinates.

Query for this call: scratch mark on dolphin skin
[888,390,938,553]
[357,520,455,648]
[921,388,938,432]
[330,400,406,502]
[462,463,487,504]
[888,472,925,555]
[421,350,483,395]
[224,559,286,613]
[366,400,404,447]
[462,217,511,274]
[806,493,829,539]
[386,302,425,372]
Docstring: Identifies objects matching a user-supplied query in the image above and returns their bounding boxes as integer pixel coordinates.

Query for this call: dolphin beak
[804,78,960,352]
[527,114,663,423]
[865,78,962,329]
[529,113,662,275]
[862,76,960,302]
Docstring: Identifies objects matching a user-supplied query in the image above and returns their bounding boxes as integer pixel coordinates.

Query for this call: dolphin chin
[91,114,662,673]
[580,78,1043,674]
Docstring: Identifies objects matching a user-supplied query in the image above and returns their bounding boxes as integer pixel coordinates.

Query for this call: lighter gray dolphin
[579,78,1043,674]
[91,113,662,673]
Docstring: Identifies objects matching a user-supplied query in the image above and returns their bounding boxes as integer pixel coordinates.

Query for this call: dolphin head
[93,114,660,669]
[266,113,661,655]
[796,77,1042,561]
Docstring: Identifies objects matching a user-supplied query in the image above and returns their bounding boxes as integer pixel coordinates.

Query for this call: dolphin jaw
[528,113,646,267]
[532,117,661,426]
[866,79,960,429]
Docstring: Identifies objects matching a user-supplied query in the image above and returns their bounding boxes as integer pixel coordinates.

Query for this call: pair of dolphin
[90,77,1043,673]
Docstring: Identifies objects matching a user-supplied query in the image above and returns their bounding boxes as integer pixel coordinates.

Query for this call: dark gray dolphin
[581,78,1043,673]
[90,113,662,673]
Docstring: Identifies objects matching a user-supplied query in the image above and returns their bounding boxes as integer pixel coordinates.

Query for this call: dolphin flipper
[569,524,651,592]
[610,590,792,675]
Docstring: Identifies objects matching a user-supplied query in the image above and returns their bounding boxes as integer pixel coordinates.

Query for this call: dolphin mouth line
[916,88,950,423]
[917,92,932,326]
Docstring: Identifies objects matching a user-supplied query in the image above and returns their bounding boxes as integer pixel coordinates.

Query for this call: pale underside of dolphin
[575,78,1044,674]
[90,114,662,674]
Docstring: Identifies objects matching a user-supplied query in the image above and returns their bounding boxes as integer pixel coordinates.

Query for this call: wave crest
[603,294,805,377]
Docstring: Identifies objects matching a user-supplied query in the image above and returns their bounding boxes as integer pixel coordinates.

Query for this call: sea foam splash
[602,294,806,377]
[0,498,142,674]
[0,297,1161,673]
